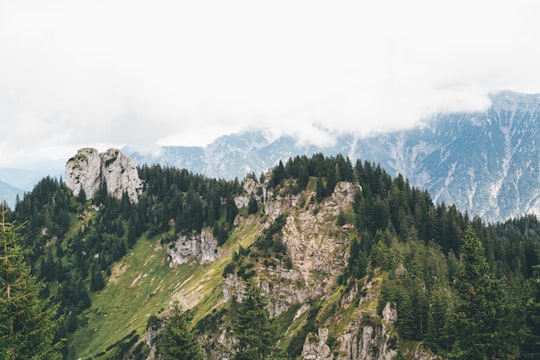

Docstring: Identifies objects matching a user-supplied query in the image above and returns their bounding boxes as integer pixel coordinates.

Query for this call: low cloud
[1,1,539,167]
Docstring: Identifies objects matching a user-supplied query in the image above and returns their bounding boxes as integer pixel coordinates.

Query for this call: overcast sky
[1,0,540,168]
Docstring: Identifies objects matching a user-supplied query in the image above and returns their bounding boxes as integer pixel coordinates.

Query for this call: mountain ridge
[9,151,539,359]
[126,90,540,223]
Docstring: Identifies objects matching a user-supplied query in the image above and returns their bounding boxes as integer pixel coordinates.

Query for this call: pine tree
[156,303,204,360]
[0,215,64,359]
[316,176,326,202]
[522,259,540,358]
[248,194,258,215]
[450,226,515,359]
[234,279,274,360]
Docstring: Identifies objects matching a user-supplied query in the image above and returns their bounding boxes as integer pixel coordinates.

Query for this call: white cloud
[0,0,539,167]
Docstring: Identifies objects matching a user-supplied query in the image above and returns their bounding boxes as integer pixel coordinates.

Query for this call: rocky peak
[65,148,142,203]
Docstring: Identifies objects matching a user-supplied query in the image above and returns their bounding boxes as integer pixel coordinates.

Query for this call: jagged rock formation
[225,181,358,318]
[166,228,219,267]
[303,328,333,360]
[65,148,102,199]
[334,302,399,360]
[65,148,142,203]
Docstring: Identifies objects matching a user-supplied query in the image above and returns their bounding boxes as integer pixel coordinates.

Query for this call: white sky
[1,0,540,168]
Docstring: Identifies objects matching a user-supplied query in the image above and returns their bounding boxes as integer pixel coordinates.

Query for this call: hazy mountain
[0,167,64,209]
[126,90,539,223]
[0,179,24,207]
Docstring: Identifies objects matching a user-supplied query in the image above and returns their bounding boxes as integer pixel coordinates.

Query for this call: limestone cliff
[166,228,219,267]
[65,148,142,203]
[65,148,102,200]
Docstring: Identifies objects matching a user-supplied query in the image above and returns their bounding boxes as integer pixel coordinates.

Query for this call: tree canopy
[0,215,64,359]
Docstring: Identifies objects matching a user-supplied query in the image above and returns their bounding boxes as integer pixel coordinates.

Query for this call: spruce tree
[0,216,64,359]
[156,303,204,360]
[522,259,540,358]
[451,225,515,359]
[234,279,274,360]
[248,194,259,215]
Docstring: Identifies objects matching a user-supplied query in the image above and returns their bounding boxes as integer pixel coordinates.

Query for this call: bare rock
[100,148,143,202]
[303,327,333,360]
[65,148,142,203]
[65,148,102,199]
[166,228,219,267]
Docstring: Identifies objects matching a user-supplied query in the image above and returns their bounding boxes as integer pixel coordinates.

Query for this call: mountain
[126,90,540,223]
[0,179,24,207]
[8,151,539,359]
[0,167,64,209]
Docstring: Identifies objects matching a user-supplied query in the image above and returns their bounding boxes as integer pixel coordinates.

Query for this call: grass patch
[68,216,265,359]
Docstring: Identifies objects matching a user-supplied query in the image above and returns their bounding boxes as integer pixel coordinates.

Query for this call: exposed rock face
[234,176,265,209]
[65,148,142,203]
[222,273,245,302]
[335,299,399,360]
[166,228,219,267]
[303,328,333,360]
[100,148,142,202]
[65,148,102,200]
[240,181,358,317]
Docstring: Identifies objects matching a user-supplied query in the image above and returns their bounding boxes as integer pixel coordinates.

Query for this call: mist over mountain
[126,90,539,223]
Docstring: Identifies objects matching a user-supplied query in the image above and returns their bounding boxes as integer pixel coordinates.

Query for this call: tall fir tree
[233,279,274,360]
[450,225,516,359]
[156,303,204,360]
[0,215,64,359]
[522,258,540,358]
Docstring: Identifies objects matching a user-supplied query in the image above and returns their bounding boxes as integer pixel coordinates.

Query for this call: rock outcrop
[302,327,333,360]
[65,148,142,203]
[334,296,399,360]
[266,182,356,313]
[166,228,219,267]
[227,181,358,318]
[65,148,102,200]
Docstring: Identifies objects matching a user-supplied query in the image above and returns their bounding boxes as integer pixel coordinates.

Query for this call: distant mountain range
[126,90,539,223]
[0,168,63,209]
[0,179,24,207]
[0,91,537,222]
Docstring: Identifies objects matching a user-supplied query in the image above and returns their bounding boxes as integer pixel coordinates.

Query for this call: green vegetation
[232,279,274,360]
[0,216,64,359]
[4,154,539,359]
[156,303,204,360]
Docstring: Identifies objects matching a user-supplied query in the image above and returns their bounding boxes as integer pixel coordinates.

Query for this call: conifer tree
[156,303,204,360]
[248,194,258,215]
[233,279,274,360]
[522,259,540,358]
[451,225,515,359]
[0,215,64,359]
[316,176,326,202]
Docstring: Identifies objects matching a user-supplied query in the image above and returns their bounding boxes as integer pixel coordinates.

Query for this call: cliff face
[65,148,102,200]
[65,148,142,203]
[166,228,220,267]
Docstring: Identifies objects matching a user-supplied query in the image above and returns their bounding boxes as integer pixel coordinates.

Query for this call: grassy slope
[68,218,261,359]
[67,183,386,359]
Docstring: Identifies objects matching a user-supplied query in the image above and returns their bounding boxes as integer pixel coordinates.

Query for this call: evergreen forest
[1,153,539,359]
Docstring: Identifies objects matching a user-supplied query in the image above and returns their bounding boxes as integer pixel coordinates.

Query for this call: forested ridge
[2,153,539,359]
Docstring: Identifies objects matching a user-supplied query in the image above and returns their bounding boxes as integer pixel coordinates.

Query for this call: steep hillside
[7,151,540,359]
[126,90,539,223]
